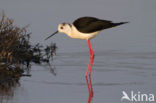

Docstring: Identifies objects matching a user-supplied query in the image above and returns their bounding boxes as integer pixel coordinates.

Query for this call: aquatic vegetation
[0,12,56,91]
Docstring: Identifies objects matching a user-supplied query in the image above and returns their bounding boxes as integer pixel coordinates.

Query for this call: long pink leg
[89,75,93,98]
[89,56,94,76]
[85,40,94,77]
[85,58,91,77]
[87,40,94,59]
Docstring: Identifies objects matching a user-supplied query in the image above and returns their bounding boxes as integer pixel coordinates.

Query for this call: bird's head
[58,23,71,33]
[45,23,71,40]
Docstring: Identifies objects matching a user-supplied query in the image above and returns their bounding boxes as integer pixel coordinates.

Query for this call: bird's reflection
[85,56,94,103]
[86,75,93,103]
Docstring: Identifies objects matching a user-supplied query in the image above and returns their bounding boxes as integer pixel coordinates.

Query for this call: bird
[45,16,128,76]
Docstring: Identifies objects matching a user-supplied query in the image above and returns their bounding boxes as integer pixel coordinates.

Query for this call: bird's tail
[113,22,129,27]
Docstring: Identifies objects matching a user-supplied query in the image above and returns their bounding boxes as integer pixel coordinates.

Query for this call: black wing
[73,17,113,33]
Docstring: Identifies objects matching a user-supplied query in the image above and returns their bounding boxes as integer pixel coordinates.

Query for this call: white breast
[69,25,100,40]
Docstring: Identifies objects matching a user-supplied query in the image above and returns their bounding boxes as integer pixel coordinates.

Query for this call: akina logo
[121,91,155,102]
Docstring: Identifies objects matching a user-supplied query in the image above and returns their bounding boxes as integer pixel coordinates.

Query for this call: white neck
[63,26,72,37]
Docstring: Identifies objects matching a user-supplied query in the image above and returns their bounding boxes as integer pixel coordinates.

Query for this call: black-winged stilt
[45,17,128,76]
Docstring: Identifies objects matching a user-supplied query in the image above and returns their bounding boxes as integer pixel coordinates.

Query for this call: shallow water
[4,51,155,103]
[0,0,156,103]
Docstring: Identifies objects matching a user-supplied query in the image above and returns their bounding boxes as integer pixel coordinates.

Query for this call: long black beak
[45,31,58,40]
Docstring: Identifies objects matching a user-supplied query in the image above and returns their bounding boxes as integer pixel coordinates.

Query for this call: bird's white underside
[66,25,100,40]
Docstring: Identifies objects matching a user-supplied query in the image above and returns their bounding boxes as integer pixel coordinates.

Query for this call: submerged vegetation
[0,12,56,92]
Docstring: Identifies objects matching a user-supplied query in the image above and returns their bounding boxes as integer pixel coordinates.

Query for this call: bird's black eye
[60,26,63,29]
